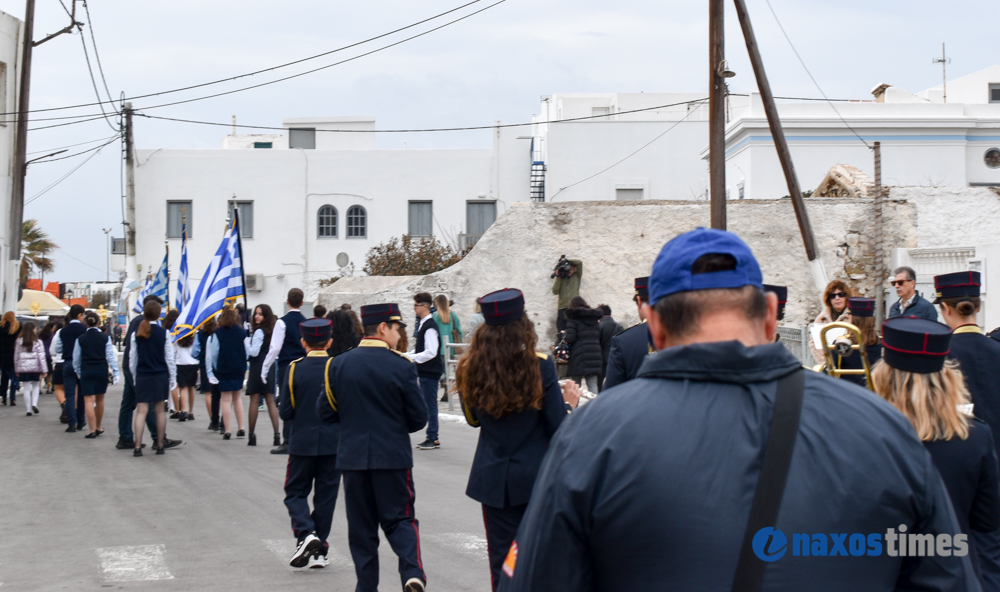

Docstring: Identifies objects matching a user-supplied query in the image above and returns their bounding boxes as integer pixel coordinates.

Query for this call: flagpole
[233,207,249,316]
[164,239,170,312]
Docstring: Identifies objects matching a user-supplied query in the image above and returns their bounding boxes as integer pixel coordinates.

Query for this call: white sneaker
[289,533,321,568]
[404,577,425,592]
[307,552,329,569]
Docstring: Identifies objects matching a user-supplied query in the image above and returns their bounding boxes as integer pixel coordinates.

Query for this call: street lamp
[102,228,112,283]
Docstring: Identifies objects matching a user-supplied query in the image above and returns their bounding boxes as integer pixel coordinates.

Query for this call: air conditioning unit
[245,273,265,292]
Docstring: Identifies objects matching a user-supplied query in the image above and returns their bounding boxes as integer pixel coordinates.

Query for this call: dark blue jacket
[888,292,939,321]
[949,328,1000,455]
[602,322,652,389]
[278,311,307,364]
[461,353,568,508]
[78,329,109,381]
[60,321,87,365]
[213,325,247,382]
[279,351,340,457]
[317,338,426,470]
[135,325,167,376]
[500,341,977,592]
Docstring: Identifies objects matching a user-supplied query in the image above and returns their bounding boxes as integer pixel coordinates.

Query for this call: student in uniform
[936,270,1000,591]
[73,311,120,438]
[128,300,178,456]
[407,292,444,450]
[245,304,279,447]
[834,297,883,388]
[205,306,247,440]
[873,316,1000,588]
[280,318,341,569]
[45,320,66,417]
[262,288,308,454]
[174,330,199,422]
[196,317,220,430]
[603,277,653,390]
[163,310,182,418]
[14,321,47,416]
[456,289,580,591]
[317,303,428,592]
[55,304,87,432]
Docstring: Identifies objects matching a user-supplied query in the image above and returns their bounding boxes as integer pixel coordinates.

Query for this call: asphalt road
[0,387,492,592]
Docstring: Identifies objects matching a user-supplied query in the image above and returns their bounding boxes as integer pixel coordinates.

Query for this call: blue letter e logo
[752,527,787,562]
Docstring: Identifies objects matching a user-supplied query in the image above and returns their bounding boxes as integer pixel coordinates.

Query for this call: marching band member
[835,297,883,388]
[603,277,652,389]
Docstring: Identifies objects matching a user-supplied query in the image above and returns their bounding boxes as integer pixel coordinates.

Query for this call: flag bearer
[280,318,342,570]
[317,303,428,592]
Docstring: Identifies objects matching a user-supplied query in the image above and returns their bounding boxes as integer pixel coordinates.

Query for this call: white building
[0,10,23,311]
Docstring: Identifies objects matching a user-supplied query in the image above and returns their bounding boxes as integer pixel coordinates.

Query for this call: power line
[81,1,114,104]
[134,97,710,133]
[56,247,109,274]
[77,24,120,131]
[26,140,112,205]
[28,114,112,131]
[762,0,872,149]
[27,133,118,154]
[55,0,72,18]
[549,100,708,201]
[30,134,120,164]
[0,0,501,117]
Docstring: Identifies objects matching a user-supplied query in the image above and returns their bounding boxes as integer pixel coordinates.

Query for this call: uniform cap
[479,289,525,326]
[634,277,650,300]
[763,285,787,321]
[848,297,876,318]
[300,318,332,342]
[881,317,952,373]
[360,303,405,327]
[648,228,763,305]
[934,271,981,304]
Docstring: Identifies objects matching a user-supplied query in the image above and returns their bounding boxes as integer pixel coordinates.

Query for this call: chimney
[871,84,891,104]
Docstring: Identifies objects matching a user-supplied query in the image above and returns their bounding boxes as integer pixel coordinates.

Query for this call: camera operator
[550,256,582,334]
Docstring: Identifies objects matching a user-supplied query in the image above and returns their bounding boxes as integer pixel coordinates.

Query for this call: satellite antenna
[932,43,951,103]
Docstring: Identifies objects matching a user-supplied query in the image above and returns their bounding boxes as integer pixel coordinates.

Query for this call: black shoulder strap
[731,369,805,592]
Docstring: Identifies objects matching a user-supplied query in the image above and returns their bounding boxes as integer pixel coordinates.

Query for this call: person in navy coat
[834,297,883,389]
[317,303,428,592]
[873,315,1000,588]
[602,277,653,390]
[456,289,579,591]
[279,318,341,570]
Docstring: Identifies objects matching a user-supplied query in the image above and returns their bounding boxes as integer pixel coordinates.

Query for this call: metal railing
[444,341,470,412]
[776,324,811,366]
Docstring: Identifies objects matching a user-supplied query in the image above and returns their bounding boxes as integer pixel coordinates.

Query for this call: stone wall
[318,199,918,341]
[886,186,1000,248]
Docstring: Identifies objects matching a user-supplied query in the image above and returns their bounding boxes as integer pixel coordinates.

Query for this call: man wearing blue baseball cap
[500,228,976,592]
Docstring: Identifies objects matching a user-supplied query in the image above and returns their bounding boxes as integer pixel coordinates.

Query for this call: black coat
[0,324,21,370]
[564,307,603,377]
[950,329,1000,454]
[279,351,340,457]
[598,316,623,374]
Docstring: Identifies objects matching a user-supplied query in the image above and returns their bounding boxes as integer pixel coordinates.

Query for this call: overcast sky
[0,0,996,283]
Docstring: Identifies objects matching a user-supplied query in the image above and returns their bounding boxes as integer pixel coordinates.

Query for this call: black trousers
[483,503,527,592]
[0,368,17,402]
[284,454,341,545]
[210,384,221,424]
[556,308,568,333]
[278,362,291,444]
[343,469,424,592]
[975,529,1000,592]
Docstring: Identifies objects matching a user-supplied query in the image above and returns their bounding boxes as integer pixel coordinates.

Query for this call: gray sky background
[0,0,996,283]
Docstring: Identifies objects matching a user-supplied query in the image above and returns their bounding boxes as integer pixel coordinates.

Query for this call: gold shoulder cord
[287,361,297,409]
[324,358,337,411]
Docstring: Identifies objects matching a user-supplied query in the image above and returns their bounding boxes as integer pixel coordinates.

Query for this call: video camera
[551,255,574,279]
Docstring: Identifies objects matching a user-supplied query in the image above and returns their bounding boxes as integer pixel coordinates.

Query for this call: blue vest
[78,329,109,381]
[60,321,87,364]
[135,324,168,376]
[278,311,307,363]
[415,316,444,379]
[214,325,247,381]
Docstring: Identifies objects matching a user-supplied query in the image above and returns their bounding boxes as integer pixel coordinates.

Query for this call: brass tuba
[817,322,874,390]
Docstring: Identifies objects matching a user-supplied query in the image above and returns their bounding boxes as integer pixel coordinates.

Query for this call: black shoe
[187,413,195,420]
[236,429,245,438]
[416,439,440,450]
[60,405,69,424]
[162,438,182,449]
[223,433,231,440]
[169,411,180,419]
[155,446,165,455]
[1,397,5,405]
[207,421,218,431]
[178,412,187,422]
[273,434,281,447]
[404,577,426,592]
[85,432,98,439]
[32,406,39,414]
[116,439,135,450]
[289,533,321,568]
[66,425,77,433]
[76,422,86,431]
[248,434,256,446]
[270,443,289,455]
[133,448,142,457]
[26,412,32,416]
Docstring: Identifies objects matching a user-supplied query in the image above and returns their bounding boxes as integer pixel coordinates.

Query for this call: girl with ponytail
[127,300,177,456]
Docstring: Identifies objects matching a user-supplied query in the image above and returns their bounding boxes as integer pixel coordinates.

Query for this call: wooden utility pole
[708,0,726,229]
[123,103,137,308]
[731,0,826,290]
[873,142,884,324]
[7,0,35,310]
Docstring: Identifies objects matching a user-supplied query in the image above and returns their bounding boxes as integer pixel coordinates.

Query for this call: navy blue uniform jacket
[317,338,426,470]
[949,328,1000,454]
[279,351,340,457]
[500,341,978,592]
[602,323,651,389]
[461,353,567,508]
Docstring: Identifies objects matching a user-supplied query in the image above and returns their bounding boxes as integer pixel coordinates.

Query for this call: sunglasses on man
[890,280,913,287]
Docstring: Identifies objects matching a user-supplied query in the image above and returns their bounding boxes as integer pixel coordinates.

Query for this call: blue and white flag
[175,222,190,313]
[134,253,169,314]
[173,217,244,341]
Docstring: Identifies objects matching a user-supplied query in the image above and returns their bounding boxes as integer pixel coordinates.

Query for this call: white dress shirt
[405,315,439,365]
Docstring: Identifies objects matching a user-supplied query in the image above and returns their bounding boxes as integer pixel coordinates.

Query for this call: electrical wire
[549,100,708,201]
[55,0,72,18]
[77,25,120,131]
[134,97,710,134]
[27,133,119,155]
[29,134,120,164]
[0,0,500,117]
[25,140,111,205]
[81,1,115,105]
[762,0,872,149]
[28,114,113,131]
[55,247,110,274]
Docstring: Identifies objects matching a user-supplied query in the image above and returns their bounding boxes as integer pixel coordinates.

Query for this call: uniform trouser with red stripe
[284,454,341,546]
[343,469,424,592]
[482,503,528,592]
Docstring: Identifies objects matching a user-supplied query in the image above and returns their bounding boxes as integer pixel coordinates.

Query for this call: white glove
[209,376,219,385]
[113,375,120,386]
[261,372,267,385]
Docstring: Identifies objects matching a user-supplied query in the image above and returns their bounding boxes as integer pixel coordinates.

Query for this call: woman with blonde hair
[873,316,1000,586]
[810,279,855,364]
[0,311,21,406]
[432,295,463,355]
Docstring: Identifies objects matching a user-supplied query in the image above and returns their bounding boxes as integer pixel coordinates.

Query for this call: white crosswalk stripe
[425,533,489,560]
[96,545,173,582]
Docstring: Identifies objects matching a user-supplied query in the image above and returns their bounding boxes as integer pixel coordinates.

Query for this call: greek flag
[173,217,244,342]
[175,222,190,312]
[133,253,169,314]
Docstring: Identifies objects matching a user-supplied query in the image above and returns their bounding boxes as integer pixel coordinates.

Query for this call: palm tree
[20,219,57,286]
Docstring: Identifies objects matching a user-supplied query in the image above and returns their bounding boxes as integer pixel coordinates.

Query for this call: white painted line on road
[425,533,489,560]
[439,413,470,424]
[263,539,351,568]
[96,545,174,582]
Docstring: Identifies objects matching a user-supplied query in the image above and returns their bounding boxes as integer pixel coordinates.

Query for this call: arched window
[347,205,367,238]
[317,205,337,238]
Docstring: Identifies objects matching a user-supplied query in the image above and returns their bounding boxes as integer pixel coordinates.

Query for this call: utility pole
[873,142,884,325]
[731,0,827,292]
[708,0,727,229]
[932,43,950,104]
[123,102,137,313]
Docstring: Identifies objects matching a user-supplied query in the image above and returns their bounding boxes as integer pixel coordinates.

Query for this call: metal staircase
[530,137,546,202]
